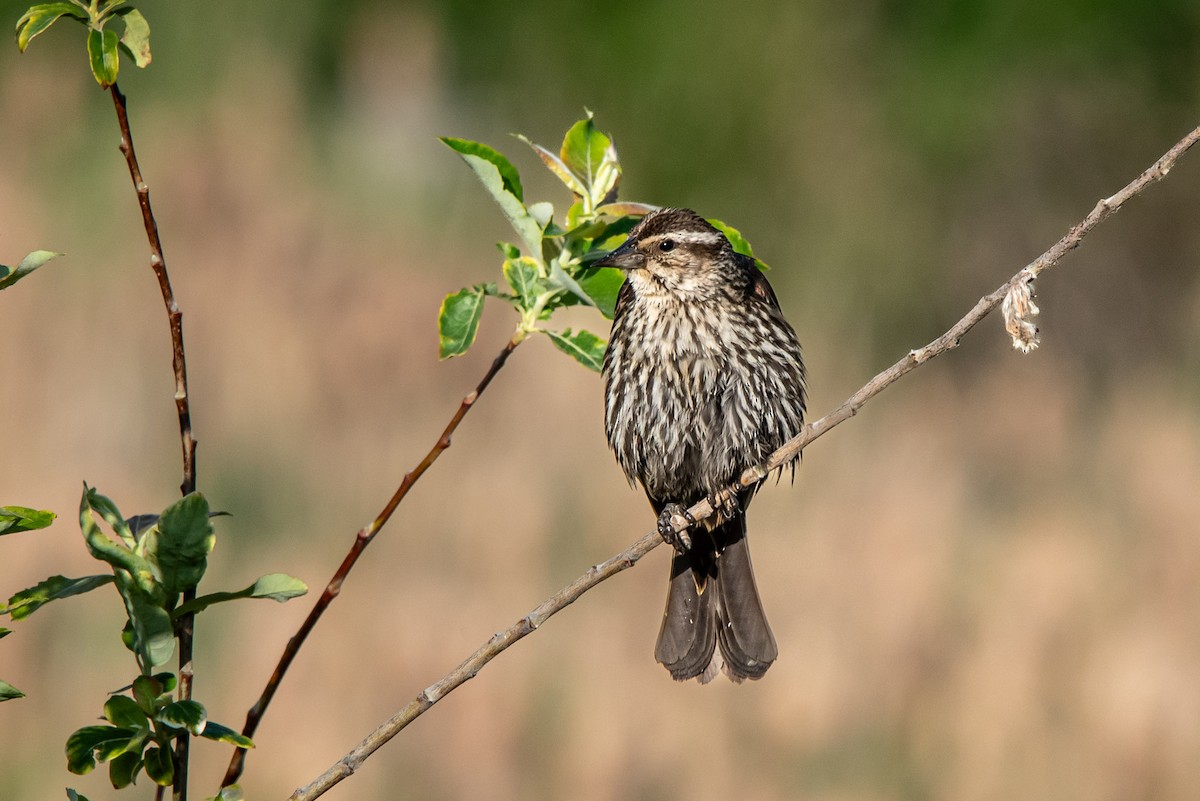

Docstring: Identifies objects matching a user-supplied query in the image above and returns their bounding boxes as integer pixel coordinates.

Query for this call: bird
[597,207,807,683]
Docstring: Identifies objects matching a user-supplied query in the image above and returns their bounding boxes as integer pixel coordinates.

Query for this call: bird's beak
[594,240,645,271]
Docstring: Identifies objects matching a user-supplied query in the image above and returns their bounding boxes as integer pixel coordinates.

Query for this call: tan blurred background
[3,1,1200,799]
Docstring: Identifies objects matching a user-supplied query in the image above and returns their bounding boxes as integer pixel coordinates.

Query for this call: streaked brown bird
[597,208,806,683]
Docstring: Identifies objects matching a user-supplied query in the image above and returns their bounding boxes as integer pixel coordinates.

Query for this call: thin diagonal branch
[109,82,199,801]
[288,122,1200,801]
[222,333,524,788]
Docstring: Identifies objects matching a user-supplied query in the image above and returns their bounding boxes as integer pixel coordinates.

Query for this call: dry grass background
[3,3,1200,800]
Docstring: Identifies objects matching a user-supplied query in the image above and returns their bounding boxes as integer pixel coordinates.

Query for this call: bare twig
[108,82,198,801]
[288,123,1200,801]
[222,334,524,788]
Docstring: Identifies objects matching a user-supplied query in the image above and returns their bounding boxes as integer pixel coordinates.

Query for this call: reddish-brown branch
[287,123,1200,801]
[221,334,524,788]
[109,82,199,801]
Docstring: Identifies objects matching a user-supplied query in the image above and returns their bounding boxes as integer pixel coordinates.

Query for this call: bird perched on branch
[598,207,807,683]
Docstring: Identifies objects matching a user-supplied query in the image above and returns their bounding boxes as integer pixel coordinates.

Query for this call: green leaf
[440,138,541,256]
[118,577,175,668]
[517,135,586,196]
[14,4,84,52]
[0,628,10,639]
[173,573,308,617]
[0,678,24,701]
[66,725,137,774]
[0,250,60,291]
[108,750,142,789]
[575,267,625,320]
[158,699,207,734]
[103,695,148,729]
[544,328,607,373]
[560,114,620,208]
[151,493,214,595]
[437,286,486,359]
[502,256,542,309]
[708,218,769,270]
[143,745,174,786]
[79,489,157,590]
[131,674,166,715]
[87,27,120,88]
[66,789,91,801]
[0,505,56,535]
[198,721,254,749]
[440,137,523,201]
[3,574,114,620]
[114,7,150,68]
[85,491,135,547]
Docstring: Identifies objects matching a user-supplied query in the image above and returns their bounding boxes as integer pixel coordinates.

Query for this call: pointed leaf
[142,745,174,786]
[151,492,214,594]
[440,138,541,255]
[173,573,308,617]
[0,250,60,291]
[14,4,84,52]
[66,790,91,801]
[517,135,586,196]
[158,699,207,734]
[3,574,114,620]
[115,8,150,68]
[198,721,254,749]
[544,329,607,373]
[87,27,120,88]
[0,505,56,535]
[118,577,175,668]
[437,286,486,359]
[0,679,24,701]
[0,628,10,639]
[560,114,620,208]
[596,202,657,218]
[79,489,156,589]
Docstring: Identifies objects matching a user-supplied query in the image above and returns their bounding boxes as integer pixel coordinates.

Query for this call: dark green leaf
[66,789,91,801]
[496,242,520,260]
[3,574,113,620]
[440,137,523,201]
[0,678,24,701]
[66,725,136,774]
[708,218,769,270]
[85,490,135,546]
[0,627,10,639]
[14,4,84,52]
[108,750,142,789]
[544,329,607,373]
[0,250,60,291]
[174,572,308,617]
[87,27,120,88]
[118,577,175,668]
[131,674,165,715]
[0,505,56,535]
[440,138,541,255]
[502,257,542,309]
[103,695,147,729]
[115,7,150,68]
[158,699,207,734]
[198,721,254,749]
[151,492,214,595]
[143,745,174,786]
[437,286,486,359]
[575,267,625,320]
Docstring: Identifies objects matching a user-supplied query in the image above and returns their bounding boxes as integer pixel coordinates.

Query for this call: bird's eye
[659,239,675,252]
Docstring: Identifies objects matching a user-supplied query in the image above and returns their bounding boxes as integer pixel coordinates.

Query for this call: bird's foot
[658,503,694,554]
[707,489,740,522]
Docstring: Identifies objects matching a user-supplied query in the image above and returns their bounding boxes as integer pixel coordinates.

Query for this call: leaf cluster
[15,1,151,87]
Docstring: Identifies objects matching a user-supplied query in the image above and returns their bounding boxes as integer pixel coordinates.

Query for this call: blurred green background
[3,1,1200,799]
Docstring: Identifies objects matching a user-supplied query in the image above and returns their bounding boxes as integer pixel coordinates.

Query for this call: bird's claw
[708,489,740,522]
[658,503,694,554]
